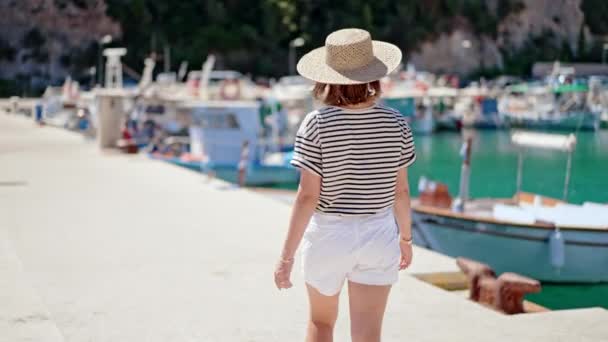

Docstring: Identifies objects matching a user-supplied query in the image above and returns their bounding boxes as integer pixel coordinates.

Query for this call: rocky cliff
[410,0,593,75]
[0,0,120,89]
[0,0,605,95]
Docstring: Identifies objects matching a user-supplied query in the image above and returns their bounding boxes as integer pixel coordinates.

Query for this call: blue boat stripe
[418,216,608,248]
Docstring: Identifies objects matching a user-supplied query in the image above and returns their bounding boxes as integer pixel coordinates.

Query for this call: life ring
[219,79,241,100]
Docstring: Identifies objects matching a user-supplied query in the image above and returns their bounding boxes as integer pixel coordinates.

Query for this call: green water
[407,130,608,204]
[273,129,608,310]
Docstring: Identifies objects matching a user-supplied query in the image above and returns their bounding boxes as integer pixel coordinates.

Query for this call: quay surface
[1,113,607,341]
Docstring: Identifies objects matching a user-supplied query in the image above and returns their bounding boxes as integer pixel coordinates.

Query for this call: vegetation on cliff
[3,0,608,96]
[103,0,608,79]
[103,0,531,77]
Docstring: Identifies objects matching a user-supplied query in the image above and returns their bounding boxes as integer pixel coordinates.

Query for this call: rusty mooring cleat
[478,272,542,314]
[456,258,541,314]
[495,272,541,314]
[478,276,498,309]
[456,257,496,301]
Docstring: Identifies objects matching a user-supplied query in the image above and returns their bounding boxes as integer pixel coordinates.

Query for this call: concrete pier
[1,114,607,341]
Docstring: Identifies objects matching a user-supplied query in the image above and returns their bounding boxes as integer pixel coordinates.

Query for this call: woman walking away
[274,28,416,342]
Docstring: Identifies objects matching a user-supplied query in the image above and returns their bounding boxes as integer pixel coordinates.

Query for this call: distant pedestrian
[238,140,249,187]
[274,28,416,341]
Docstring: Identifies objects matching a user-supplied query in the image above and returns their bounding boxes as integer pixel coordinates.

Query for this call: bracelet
[400,236,413,245]
[280,257,294,264]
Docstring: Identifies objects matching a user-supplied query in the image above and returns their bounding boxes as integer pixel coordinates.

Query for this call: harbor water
[266,129,608,310]
[410,130,608,206]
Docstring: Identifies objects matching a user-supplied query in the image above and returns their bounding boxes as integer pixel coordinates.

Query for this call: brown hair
[313,81,381,106]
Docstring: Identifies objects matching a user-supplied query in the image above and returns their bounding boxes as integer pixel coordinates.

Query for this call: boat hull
[382,97,436,134]
[411,117,436,134]
[436,116,462,132]
[462,115,505,129]
[150,154,299,186]
[501,111,600,131]
[412,211,608,283]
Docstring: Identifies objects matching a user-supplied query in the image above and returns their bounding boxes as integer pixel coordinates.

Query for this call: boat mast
[563,149,573,201]
[199,54,216,100]
[516,148,524,197]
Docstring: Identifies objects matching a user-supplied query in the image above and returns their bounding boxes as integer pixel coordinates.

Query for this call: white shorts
[301,207,401,296]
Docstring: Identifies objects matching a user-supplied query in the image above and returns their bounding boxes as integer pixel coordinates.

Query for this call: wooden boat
[412,132,608,283]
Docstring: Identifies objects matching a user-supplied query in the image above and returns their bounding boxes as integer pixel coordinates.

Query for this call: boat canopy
[511,131,576,152]
[427,87,458,97]
[383,88,426,98]
[459,87,489,97]
[552,83,588,93]
[509,82,589,94]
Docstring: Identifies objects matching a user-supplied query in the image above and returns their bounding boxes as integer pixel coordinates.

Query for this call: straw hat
[297,28,402,85]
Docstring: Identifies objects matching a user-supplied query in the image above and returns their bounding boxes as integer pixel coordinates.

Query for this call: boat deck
[413,198,608,231]
[1,113,607,341]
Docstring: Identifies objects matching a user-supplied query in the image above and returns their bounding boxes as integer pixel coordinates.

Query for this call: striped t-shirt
[290,104,416,216]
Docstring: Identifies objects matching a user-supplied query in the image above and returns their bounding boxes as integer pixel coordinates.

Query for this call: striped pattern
[291,104,416,215]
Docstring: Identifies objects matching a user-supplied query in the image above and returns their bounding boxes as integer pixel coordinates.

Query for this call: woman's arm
[394,167,413,270]
[274,169,321,289]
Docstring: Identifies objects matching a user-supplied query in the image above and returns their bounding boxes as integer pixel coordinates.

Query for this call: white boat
[382,88,436,134]
[498,79,601,132]
[457,85,504,129]
[151,100,298,186]
[412,132,608,283]
[271,76,314,148]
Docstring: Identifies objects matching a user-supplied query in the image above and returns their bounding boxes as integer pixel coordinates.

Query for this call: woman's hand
[274,258,294,290]
[399,241,413,270]
[275,170,321,291]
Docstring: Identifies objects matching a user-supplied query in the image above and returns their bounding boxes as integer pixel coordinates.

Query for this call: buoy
[549,228,565,269]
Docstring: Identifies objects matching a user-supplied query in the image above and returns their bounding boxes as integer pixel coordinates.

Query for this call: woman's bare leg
[347,281,391,342]
[306,284,340,342]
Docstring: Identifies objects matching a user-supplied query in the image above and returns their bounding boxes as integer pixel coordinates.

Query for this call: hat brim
[296,41,402,85]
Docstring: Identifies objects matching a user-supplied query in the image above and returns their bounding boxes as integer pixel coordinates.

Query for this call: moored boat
[382,88,436,134]
[151,100,299,186]
[413,198,608,283]
[427,87,462,132]
[458,85,504,129]
[501,110,600,131]
[412,132,608,283]
[498,81,601,132]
